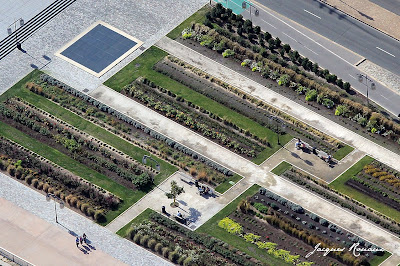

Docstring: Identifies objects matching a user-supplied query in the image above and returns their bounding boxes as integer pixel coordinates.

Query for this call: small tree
[166,181,185,207]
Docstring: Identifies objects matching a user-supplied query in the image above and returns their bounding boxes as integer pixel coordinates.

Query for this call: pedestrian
[80,236,83,245]
[83,233,87,243]
[76,237,79,247]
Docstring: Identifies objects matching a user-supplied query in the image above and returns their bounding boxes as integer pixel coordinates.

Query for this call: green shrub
[335,105,348,116]
[253,202,269,214]
[80,203,90,215]
[222,49,235,58]
[305,89,318,101]
[168,251,180,263]
[133,234,142,244]
[94,210,106,223]
[87,207,95,217]
[183,257,192,266]
[278,74,290,86]
[140,235,150,246]
[155,243,163,253]
[162,247,170,258]
[132,173,153,190]
[127,228,136,240]
[218,217,243,234]
[147,239,157,250]
[32,178,39,188]
[25,174,34,184]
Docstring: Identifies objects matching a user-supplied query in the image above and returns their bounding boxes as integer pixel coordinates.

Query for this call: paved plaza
[0,0,208,95]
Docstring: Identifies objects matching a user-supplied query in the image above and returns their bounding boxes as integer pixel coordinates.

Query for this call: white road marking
[241,6,355,66]
[304,46,319,55]
[381,94,389,100]
[283,32,296,41]
[261,18,276,29]
[349,74,356,79]
[304,9,321,19]
[376,47,396,57]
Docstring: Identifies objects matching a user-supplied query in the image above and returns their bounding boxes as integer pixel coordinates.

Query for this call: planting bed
[234,189,387,265]
[177,4,400,156]
[0,98,155,191]
[155,56,349,158]
[122,77,266,159]
[276,162,400,236]
[122,210,263,266]
[29,74,234,188]
[347,161,400,212]
[0,137,118,222]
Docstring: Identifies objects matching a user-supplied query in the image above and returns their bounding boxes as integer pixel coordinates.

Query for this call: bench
[179,174,193,184]
[174,215,186,224]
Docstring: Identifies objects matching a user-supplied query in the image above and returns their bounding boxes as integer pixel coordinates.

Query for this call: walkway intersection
[91,81,400,264]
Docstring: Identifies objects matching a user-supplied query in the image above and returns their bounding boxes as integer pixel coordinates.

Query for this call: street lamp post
[142,155,160,171]
[46,193,64,223]
[357,74,376,107]
[268,116,286,145]
[242,1,259,22]
[7,18,25,50]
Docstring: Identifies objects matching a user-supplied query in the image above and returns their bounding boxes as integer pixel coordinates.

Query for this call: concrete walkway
[0,198,124,266]
[90,84,400,264]
[156,37,400,174]
[0,172,171,266]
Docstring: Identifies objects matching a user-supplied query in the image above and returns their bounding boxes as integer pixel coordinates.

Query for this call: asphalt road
[370,0,400,16]
[254,0,400,76]
[225,0,400,116]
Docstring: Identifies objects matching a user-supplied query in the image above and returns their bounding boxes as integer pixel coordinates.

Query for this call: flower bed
[237,189,386,265]
[156,56,349,157]
[31,74,234,186]
[124,211,260,266]
[0,137,119,222]
[122,76,266,159]
[279,164,400,236]
[0,98,156,190]
[182,4,400,152]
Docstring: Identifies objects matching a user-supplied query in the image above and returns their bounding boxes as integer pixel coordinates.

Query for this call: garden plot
[30,73,237,191]
[275,161,400,238]
[219,188,388,265]
[177,4,400,157]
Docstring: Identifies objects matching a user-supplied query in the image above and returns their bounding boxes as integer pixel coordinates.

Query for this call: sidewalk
[0,198,125,266]
[0,172,171,266]
[90,84,400,263]
[321,0,400,40]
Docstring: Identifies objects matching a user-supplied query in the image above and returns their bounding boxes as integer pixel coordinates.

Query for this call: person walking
[82,233,87,243]
[76,237,79,247]
[80,236,83,245]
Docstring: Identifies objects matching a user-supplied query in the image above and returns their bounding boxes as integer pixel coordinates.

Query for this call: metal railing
[0,246,34,266]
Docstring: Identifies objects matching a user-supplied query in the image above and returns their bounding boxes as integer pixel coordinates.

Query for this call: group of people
[198,185,210,195]
[295,138,333,164]
[75,233,87,247]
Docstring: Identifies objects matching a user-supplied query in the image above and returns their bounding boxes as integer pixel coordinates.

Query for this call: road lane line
[376,47,396,57]
[304,9,321,19]
[261,18,277,29]
[304,46,319,55]
[349,74,356,79]
[381,94,389,100]
[283,32,296,41]
[241,6,354,66]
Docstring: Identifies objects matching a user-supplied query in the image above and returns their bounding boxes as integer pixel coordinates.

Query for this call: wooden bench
[174,215,186,224]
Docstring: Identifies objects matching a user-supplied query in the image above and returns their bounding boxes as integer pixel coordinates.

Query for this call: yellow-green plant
[218,217,243,235]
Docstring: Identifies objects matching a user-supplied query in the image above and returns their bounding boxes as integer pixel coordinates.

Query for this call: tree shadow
[177,199,187,206]
[187,207,201,223]
[304,160,313,166]
[30,64,38,69]
[358,11,374,20]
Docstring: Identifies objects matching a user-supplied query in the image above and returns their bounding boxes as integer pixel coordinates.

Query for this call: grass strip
[105,46,292,164]
[166,5,210,39]
[333,144,354,160]
[215,174,243,194]
[271,161,292,176]
[368,251,392,266]
[329,156,400,222]
[0,121,148,225]
[116,208,156,237]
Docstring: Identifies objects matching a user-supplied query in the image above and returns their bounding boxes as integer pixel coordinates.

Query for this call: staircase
[0,0,77,60]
